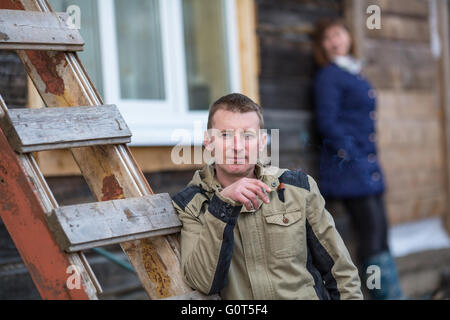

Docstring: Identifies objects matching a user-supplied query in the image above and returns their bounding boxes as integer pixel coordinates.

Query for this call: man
[172,93,362,300]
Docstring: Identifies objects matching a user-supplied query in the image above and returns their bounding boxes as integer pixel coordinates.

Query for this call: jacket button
[371,172,381,181]
[283,216,289,224]
[368,89,377,99]
[271,181,277,187]
[368,153,377,163]
[337,149,347,159]
[369,133,376,142]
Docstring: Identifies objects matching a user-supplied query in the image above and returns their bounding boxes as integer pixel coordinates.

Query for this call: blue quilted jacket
[314,63,385,198]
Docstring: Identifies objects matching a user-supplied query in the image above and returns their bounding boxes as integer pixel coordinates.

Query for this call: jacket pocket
[264,208,304,259]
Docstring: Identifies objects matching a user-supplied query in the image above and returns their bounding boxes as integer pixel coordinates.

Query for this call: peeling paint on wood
[141,238,171,299]
[0,128,94,299]
[24,50,66,95]
[101,174,125,201]
[0,0,25,11]
[0,32,10,41]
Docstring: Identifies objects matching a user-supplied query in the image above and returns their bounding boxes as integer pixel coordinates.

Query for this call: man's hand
[220,178,272,211]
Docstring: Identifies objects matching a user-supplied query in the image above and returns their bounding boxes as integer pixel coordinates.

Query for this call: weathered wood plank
[377,119,442,147]
[237,0,260,103]
[0,9,84,51]
[46,193,181,252]
[386,192,446,225]
[257,0,342,27]
[437,0,450,234]
[345,0,365,58]
[259,76,313,110]
[0,104,131,153]
[383,168,446,195]
[379,146,444,171]
[366,14,430,43]
[363,39,436,90]
[259,36,314,78]
[365,0,429,18]
[377,90,437,121]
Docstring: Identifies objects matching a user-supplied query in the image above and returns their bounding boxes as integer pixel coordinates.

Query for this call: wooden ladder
[0,0,212,300]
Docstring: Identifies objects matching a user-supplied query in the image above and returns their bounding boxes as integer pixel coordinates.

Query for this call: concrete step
[396,248,450,299]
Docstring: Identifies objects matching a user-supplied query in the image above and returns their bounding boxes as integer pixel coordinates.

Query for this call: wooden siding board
[366,0,430,18]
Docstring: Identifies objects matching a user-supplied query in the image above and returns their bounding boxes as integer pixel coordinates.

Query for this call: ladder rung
[46,193,182,253]
[0,9,84,51]
[0,104,132,153]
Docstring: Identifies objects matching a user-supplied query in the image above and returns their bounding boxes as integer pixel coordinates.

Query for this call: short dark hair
[207,93,264,129]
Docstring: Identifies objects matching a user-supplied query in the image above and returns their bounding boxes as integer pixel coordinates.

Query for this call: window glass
[182,0,231,110]
[50,0,234,113]
[114,0,165,100]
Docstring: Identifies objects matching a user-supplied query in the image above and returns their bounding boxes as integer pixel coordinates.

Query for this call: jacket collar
[333,55,362,75]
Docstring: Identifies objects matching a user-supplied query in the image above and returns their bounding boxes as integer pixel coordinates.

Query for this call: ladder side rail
[0,123,100,299]
[0,0,196,299]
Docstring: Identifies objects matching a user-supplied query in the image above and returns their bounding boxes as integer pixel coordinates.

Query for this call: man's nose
[233,133,245,151]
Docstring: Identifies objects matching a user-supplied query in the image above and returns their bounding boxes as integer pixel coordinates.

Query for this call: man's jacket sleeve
[305,175,363,300]
[172,187,242,295]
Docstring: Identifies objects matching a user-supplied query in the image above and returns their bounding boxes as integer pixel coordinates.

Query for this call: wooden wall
[360,0,447,225]
[0,51,27,107]
[256,0,344,177]
[442,0,450,233]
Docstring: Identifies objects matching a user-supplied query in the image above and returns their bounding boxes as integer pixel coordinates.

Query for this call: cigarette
[261,187,268,196]
[261,187,269,203]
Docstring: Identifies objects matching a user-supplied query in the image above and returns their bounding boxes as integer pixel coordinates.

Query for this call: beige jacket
[172,163,363,300]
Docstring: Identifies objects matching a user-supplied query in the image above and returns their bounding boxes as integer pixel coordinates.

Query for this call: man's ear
[204,129,215,151]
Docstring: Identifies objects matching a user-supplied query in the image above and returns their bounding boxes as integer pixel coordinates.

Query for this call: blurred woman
[313,19,404,300]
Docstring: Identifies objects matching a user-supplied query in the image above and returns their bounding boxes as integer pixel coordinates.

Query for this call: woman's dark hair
[312,18,355,67]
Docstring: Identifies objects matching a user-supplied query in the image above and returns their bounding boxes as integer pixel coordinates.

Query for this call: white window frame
[97,0,241,146]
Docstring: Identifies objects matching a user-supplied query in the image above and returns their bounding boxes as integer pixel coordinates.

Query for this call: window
[49,0,241,146]
[115,0,166,101]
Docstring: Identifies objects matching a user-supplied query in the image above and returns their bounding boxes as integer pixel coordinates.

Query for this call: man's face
[205,109,266,177]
